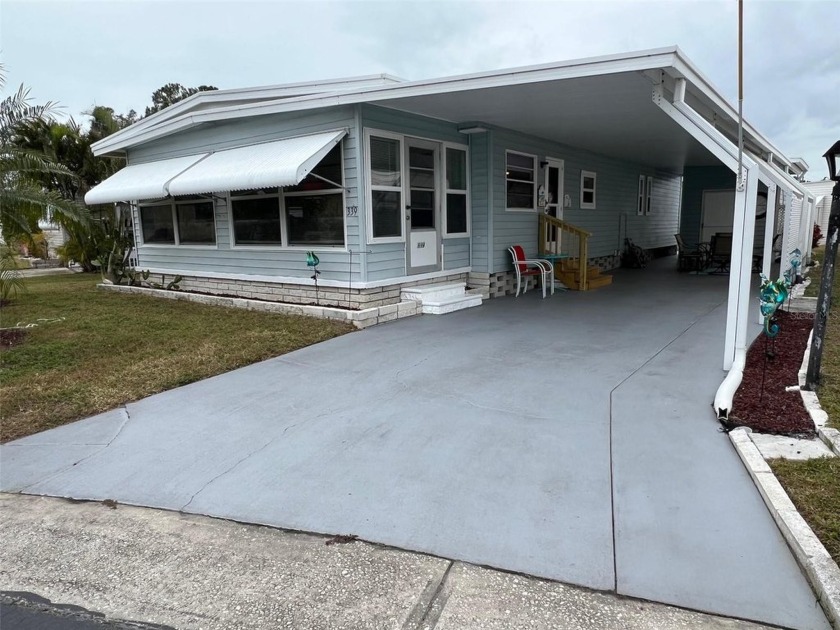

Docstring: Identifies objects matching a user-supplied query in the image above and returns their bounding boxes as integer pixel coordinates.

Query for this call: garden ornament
[758,274,789,338]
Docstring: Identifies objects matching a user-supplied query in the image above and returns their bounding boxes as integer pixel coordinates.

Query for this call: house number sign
[345,206,358,217]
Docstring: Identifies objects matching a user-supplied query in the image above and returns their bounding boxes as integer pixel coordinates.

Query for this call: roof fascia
[91,74,406,155]
[669,51,792,169]
[93,47,680,156]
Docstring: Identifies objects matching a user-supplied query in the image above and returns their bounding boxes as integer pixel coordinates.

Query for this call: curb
[798,332,840,456]
[729,428,840,628]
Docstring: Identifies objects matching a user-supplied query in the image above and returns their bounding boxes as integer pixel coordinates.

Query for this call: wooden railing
[538,214,592,290]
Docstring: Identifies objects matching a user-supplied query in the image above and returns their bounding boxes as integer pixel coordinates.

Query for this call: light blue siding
[127,107,363,283]
[489,129,683,273]
[469,132,490,272]
[443,238,470,269]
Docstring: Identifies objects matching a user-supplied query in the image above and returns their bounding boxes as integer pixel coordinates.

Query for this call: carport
[1,260,829,629]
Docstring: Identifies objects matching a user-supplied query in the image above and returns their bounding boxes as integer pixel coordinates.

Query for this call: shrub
[813,223,823,249]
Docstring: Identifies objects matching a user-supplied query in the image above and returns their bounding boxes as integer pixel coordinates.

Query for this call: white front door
[542,158,565,220]
[405,138,442,274]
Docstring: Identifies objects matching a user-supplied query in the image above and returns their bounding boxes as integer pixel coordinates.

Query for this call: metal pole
[805,179,840,389]
[737,0,744,190]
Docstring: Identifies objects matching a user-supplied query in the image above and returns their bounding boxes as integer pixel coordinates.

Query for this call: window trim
[138,197,218,248]
[637,175,646,216]
[580,170,597,210]
[364,128,406,244]
[442,141,471,238]
[645,175,653,215]
[505,150,538,213]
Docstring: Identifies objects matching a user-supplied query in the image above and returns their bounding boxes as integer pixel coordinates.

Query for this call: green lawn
[769,247,839,568]
[804,247,839,428]
[0,274,353,442]
[770,457,840,565]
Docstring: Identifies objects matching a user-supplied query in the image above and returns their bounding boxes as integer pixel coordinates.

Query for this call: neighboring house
[803,179,836,239]
[86,46,816,371]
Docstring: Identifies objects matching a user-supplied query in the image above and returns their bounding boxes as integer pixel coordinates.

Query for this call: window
[445,147,468,235]
[369,135,403,239]
[140,198,216,245]
[229,143,345,248]
[140,204,175,244]
[231,196,282,245]
[637,175,646,216]
[506,151,536,210]
[176,200,215,243]
[580,170,596,209]
[645,176,653,215]
[285,143,345,246]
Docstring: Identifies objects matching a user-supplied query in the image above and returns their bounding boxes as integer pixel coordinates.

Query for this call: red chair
[508,245,554,298]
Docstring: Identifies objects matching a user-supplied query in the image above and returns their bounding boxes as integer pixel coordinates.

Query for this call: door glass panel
[409,146,435,229]
[548,167,559,201]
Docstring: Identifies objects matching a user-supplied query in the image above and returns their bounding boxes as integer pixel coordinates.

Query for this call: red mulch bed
[0,328,27,350]
[731,310,816,436]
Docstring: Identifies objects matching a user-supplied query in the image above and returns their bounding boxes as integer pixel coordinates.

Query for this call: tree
[144,83,217,116]
[0,69,88,243]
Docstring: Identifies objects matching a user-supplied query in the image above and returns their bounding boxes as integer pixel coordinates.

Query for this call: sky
[2,0,838,180]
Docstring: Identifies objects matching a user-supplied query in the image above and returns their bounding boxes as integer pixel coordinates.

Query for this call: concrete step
[401,282,468,302]
[401,282,483,315]
[420,293,484,315]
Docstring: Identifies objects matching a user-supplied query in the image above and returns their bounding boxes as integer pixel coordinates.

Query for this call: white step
[420,293,483,315]
[400,281,483,315]
[401,282,467,302]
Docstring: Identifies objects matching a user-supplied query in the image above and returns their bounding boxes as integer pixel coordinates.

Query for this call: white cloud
[2,0,837,177]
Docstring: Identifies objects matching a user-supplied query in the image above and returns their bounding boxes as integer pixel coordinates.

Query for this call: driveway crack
[179,435,278,512]
[17,406,132,494]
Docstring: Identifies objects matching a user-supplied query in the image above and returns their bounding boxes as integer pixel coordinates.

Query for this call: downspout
[714,348,746,422]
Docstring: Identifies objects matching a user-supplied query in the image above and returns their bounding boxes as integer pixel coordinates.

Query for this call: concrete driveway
[0,260,829,630]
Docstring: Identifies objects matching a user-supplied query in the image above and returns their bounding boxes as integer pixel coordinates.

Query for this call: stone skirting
[474,254,620,298]
[139,271,469,309]
[99,283,421,329]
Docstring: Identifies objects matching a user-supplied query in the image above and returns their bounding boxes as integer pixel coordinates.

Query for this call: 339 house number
[345,206,358,217]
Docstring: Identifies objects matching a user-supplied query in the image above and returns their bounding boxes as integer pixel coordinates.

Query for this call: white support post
[759,182,778,324]
[723,166,759,369]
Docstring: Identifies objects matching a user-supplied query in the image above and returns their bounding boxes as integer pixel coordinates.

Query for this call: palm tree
[0,68,89,241]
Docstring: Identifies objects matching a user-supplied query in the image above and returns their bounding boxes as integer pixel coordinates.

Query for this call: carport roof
[92,46,795,175]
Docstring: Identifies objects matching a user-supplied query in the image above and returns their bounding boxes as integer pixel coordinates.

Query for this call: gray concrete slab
[0,258,829,629]
[0,494,779,630]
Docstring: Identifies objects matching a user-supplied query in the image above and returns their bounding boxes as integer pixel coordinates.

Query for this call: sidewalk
[0,494,773,630]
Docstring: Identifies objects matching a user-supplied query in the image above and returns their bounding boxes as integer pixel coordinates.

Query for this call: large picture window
[140,198,216,245]
[229,143,345,248]
[506,151,536,211]
[369,134,403,240]
[445,147,468,235]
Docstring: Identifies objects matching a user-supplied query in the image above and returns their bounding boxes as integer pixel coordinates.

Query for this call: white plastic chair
[508,245,554,298]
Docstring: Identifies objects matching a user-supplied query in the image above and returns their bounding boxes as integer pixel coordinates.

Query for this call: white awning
[166,129,347,196]
[84,153,209,205]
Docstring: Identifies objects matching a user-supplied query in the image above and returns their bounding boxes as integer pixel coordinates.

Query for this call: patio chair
[708,232,733,274]
[674,234,708,272]
[508,245,554,298]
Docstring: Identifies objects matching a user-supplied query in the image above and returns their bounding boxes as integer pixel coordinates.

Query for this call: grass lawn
[0,274,353,442]
[770,457,840,565]
[803,247,839,428]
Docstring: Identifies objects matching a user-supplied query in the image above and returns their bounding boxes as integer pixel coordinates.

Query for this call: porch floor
[0,257,829,630]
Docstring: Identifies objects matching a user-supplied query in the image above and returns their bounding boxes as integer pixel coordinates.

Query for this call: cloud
[2,0,836,177]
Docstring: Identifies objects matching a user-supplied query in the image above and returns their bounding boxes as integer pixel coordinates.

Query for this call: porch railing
[538,214,592,290]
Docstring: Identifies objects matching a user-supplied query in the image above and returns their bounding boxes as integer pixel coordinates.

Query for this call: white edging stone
[729,428,840,628]
[98,284,419,329]
[798,331,840,456]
